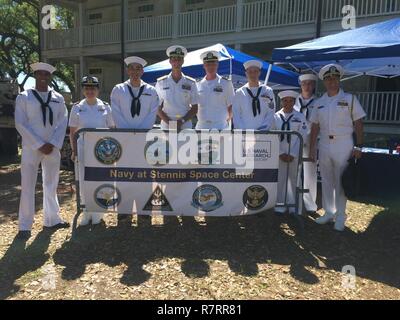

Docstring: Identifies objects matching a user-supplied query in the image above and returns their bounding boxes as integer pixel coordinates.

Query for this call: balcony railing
[358,92,400,123]
[243,0,317,30]
[43,0,400,50]
[83,22,120,46]
[178,5,236,37]
[323,0,400,21]
[128,15,173,41]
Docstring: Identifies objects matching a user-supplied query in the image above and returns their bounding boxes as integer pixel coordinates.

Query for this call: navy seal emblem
[95,137,122,165]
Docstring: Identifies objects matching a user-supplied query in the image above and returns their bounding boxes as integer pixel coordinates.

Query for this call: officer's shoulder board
[157,75,168,82]
[221,76,231,81]
[184,75,196,83]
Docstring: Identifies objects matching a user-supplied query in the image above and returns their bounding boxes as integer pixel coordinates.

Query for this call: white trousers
[303,143,318,212]
[275,157,300,214]
[319,138,353,218]
[18,147,64,231]
[76,138,104,225]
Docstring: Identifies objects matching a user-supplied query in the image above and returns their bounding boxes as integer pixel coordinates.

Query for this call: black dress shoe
[16,231,31,240]
[45,222,70,230]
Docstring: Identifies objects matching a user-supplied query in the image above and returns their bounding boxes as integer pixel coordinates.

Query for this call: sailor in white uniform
[69,76,115,226]
[294,73,319,214]
[232,60,275,130]
[196,50,235,130]
[309,64,366,231]
[273,90,308,215]
[110,56,159,129]
[110,56,159,225]
[155,45,199,130]
[15,62,69,239]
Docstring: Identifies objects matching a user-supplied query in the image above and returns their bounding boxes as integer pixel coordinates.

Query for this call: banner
[78,130,280,216]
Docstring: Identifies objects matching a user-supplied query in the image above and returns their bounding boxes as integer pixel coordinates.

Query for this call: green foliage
[0,0,75,93]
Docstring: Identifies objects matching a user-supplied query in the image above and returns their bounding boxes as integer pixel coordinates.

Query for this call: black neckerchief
[31,90,53,126]
[280,113,294,143]
[299,96,314,120]
[246,87,262,117]
[127,84,145,118]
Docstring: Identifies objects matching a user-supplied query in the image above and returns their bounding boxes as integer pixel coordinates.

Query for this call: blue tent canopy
[272,18,400,79]
[143,43,299,88]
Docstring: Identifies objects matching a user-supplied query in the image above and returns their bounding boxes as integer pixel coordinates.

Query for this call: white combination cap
[166,45,187,58]
[200,50,220,62]
[319,64,344,80]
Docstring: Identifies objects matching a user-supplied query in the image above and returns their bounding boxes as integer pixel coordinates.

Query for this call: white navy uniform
[110,80,159,129]
[69,98,115,225]
[310,89,366,222]
[232,84,276,130]
[155,73,199,129]
[15,88,68,231]
[294,94,318,212]
[196,74,235,130]
[272,109,308,214]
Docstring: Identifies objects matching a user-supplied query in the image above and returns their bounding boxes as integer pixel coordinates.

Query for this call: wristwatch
[353,145,363,152]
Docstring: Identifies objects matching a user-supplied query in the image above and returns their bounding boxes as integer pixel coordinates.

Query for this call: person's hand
[279,154,289,163]
[177,120,183,131]
[287,155,294,163]
[71,151,76,162]
[39,143,53,155]
[309,147,316,163]
[352,148,362,160]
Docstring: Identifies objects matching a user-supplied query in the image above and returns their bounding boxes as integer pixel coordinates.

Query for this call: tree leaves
[0,0,75,94]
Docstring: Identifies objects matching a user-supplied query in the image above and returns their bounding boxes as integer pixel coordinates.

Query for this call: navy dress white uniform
[294,73,318,212]
[15,63,68,231]
[273,91,308,214]
[111,57,159,129]
[196,51,235,130]
[310,64,366,228]
[69,76,115,226]
[232,60,275,130]
[155,46,199,129]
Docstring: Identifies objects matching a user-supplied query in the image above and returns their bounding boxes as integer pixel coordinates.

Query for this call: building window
[88,13,102,20]
[186,0,205,4]
[138,4,154,13]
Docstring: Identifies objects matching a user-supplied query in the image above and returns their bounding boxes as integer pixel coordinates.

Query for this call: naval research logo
[143,186,173,211]
[94,184,121,209]
[243,185,268,210]
[95,137,122,165]
[191,185,223,212]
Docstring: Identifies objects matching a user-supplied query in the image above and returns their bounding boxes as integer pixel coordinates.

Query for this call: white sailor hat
[319,64,344,80]
[299,73,318,83]
[166,45,187,58]
[244,60,263,70]
[200,50,220,62]
[124,56,147,67]
[278,90,299,100]
[30,62,56,74]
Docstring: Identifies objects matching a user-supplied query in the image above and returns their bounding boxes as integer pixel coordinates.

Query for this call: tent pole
[265,63,273,85]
